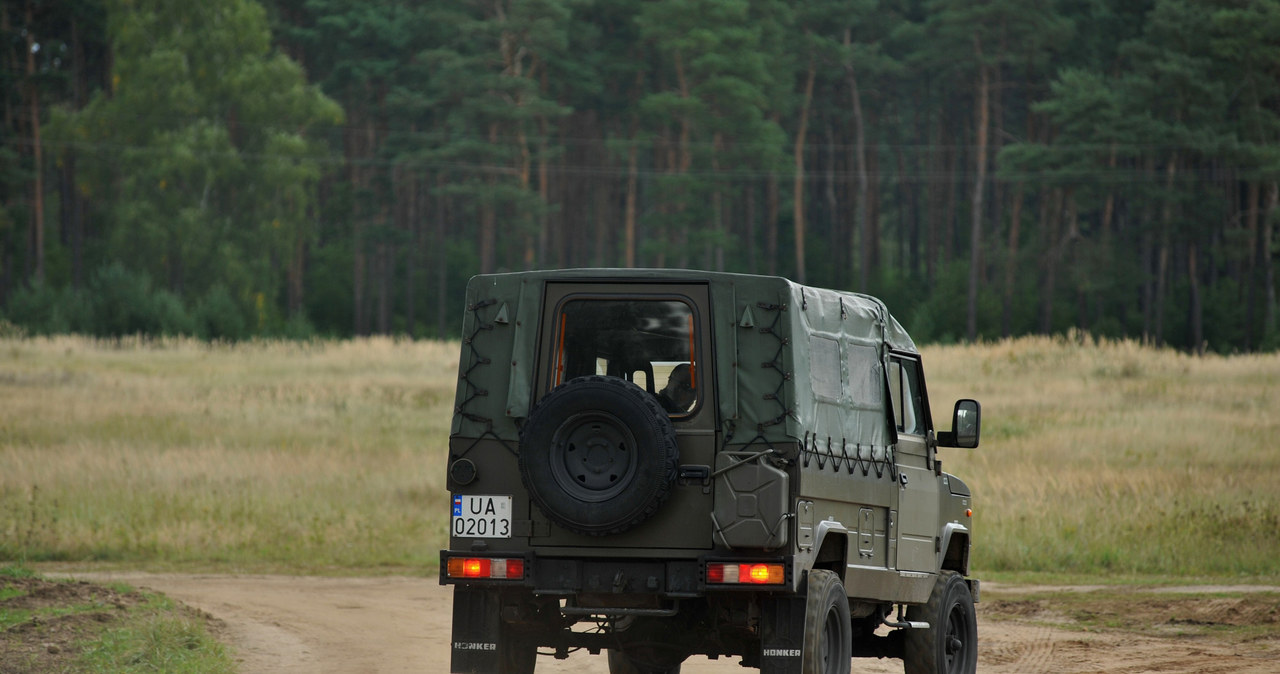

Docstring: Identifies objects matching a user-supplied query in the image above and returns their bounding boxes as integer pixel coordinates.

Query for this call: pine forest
[2,0,1279,352]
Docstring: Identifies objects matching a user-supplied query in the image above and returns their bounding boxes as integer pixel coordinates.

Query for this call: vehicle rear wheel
[802,569,851,674]
[499,635,535,674]
[519,376,679,536]
[607,648,683,674]
[902,571,977,674]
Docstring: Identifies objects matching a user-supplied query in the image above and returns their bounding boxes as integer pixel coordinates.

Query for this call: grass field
[1,335,1277,580]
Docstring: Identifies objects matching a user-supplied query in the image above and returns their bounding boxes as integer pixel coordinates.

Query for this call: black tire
[607,648,683,674]
[802,569,852,674]
[499,636,535,674]
[902,571,978,674]
[519,376,679,536]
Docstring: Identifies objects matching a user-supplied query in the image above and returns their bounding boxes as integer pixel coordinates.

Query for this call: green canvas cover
[450,269,915,451]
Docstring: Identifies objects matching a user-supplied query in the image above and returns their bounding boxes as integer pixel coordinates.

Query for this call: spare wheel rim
[548,410,640,503]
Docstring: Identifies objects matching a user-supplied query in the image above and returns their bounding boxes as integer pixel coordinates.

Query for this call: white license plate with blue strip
[451,494,512,538]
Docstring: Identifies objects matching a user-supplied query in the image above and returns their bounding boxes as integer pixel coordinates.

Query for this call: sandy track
[56,573,1279,674]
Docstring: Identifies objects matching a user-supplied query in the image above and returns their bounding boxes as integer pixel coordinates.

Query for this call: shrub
[3,282,89,335]
[194,284,248,340]
[86,263,194,337]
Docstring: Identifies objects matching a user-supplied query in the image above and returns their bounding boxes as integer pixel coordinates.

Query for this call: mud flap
[759,595,806,674]
[449,586,505,674]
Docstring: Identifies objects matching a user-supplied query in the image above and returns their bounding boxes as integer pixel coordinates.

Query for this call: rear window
[551,298,699,416]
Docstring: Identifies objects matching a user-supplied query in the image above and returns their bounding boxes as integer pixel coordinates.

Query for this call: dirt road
[58,573,1279,673]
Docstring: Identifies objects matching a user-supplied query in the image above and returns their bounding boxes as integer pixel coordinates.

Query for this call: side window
[552,298,699,416]
[809,335,842,401]
[888,356,925,436]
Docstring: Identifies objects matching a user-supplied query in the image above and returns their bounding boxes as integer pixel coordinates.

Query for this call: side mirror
[936,399,981,448]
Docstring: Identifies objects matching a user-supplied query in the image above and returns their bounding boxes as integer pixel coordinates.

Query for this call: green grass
[78,603,233,673]
[2,334,1278,580]
[1,565,233,673]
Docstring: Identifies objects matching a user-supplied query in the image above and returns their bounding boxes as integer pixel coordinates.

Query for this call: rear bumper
[439,550,797,597]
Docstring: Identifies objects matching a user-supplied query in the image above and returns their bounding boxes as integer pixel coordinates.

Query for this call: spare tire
[519,376,679,536]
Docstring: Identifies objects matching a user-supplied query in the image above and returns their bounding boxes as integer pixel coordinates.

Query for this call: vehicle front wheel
[902,571,977,674]
[802,569,851,674]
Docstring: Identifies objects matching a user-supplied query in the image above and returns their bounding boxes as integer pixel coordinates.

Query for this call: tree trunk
[1244,180,1260,349]
[943,121,959,262]
[404,171,419,337]
[866,133,881,283]
[520,134,534,270]
[1264,182,1277,340]
[24,0,44,284]
[926,114,945,286]
[69,15,87,288]
[435,174,448,339]
[1002,181,1024,338]
[1002,111,1036,338]
[289,231,305,317]
[1,5,11,303]
[895,143,909,274]
[348,109,371,336]
[793,61,816,284]
[593,175,607,266]
[674,51,692,270]
[712,132,725,272]
[376,243,391,334]
[1188,242,1203,354]
[767,171,779,276]
[624,137,638,267]
[535,118,550,270]
[1039,188,1064,334]
[845,41,871,293]
[479,122,500,274]
[822,123,840,282]
[967,39,990,341]
[1153,155,1178,344]
[990,40,1005,294]
[1139,160,1156,342]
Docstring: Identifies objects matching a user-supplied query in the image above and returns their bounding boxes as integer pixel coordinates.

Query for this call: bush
[277,311,317,340]
[87,263,194,337]
[194,284,248,340]
[0,318,25,338]
[3,282,90,335]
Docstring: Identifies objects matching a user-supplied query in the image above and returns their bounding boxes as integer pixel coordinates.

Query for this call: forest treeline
[2,0,1278,351]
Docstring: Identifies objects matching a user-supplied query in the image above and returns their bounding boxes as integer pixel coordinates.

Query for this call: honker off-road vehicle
[440,269,981,674]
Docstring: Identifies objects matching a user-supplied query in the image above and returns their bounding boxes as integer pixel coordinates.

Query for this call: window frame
[887,351,932,438]
[544,292,705,419]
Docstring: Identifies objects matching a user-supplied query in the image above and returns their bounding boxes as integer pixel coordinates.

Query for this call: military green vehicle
[440,269,981,674]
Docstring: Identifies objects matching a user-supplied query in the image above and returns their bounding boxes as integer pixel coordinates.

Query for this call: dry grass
[1,337,458,571]
[2,334,1277,579]
[925,334,1280,579]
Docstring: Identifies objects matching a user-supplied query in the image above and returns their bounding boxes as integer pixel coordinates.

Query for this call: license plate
[451,494,512,538]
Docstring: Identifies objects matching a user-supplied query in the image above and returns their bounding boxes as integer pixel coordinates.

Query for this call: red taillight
[747,564,775,583]
[446,556,524,580]
[706,562,785,585]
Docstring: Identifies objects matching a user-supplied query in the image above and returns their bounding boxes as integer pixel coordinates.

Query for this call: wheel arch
[811,522,849,582]
[939,523,969,576]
